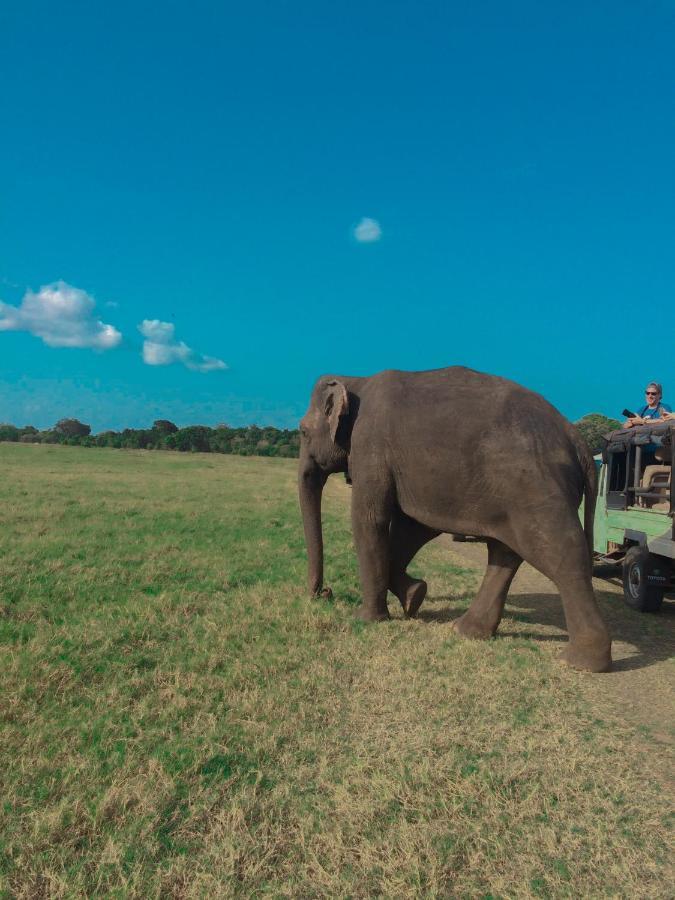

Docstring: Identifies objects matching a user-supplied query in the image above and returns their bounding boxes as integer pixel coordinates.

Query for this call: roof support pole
[633,445,642,504]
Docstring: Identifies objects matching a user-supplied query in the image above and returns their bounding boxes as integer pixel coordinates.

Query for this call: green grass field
[0,444,672,897]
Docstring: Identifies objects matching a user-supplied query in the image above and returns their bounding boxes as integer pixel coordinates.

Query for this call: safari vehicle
[593,422,674,611]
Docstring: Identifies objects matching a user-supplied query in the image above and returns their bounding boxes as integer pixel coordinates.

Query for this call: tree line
[0,413,621,459]
[0,418,301,457]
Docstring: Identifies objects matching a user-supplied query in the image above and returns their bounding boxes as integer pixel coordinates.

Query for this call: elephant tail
[576,434,598,563]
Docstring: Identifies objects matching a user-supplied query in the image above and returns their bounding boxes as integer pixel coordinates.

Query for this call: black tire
[622,546,665,612]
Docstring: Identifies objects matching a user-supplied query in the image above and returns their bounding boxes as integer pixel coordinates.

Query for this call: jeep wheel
[622,546,664,612]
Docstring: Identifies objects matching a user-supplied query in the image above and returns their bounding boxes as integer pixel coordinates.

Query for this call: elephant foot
[390,572,427,618]
[559,639,612,673]
[402,579,427,619]
[451,612,495,641]
[355,605,390,623]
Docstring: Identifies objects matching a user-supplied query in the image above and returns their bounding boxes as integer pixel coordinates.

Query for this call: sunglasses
[645,391,659,396]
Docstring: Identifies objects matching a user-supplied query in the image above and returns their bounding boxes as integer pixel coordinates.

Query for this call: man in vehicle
[623,382,671,427]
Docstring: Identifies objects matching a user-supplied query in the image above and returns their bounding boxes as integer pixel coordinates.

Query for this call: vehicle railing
[631,488,671,501]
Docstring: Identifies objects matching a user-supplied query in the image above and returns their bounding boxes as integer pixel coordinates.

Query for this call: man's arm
[624,405,646,427]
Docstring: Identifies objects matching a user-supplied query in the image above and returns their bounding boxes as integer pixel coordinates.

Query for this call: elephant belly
[393,465,517,539]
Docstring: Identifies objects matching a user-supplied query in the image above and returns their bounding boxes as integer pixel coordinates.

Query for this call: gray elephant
[298,366,612,673]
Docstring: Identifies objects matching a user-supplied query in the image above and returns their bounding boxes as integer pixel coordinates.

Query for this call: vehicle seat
[640,464,671,509]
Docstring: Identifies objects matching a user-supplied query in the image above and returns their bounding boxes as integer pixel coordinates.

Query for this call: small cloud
[105,300,119,309]
[138,320,227,373]
[353,217,382,243]
[0,281,122,349]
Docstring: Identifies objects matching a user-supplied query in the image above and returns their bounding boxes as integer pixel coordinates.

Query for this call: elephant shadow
[417,589,675,673]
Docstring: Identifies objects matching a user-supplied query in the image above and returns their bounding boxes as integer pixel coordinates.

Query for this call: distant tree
[575,413,622,454]
[166,426,212,453]
[0,424,19,442]
[119,428,153,450]
[245,425,262,446]
[229,435,248,455]
[54,418,91,438]
[152,419,178,435]
[209,427,234,454]
[19,433,38,443]
[96,431,122,448]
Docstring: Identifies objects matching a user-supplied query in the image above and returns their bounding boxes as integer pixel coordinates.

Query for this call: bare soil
[439,537,675,751]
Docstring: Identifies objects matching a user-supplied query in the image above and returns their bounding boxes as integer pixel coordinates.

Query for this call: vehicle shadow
[419,590,675,673]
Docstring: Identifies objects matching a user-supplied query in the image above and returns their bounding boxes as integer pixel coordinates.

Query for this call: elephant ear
[324,380,349,443]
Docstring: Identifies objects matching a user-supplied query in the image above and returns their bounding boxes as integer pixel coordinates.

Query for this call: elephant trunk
[298,455,328,597]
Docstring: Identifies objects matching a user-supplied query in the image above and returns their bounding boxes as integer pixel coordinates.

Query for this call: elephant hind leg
[556,577,612,672]
[389,510,440,617]
[509,514,612,673]
[452,539,522,639]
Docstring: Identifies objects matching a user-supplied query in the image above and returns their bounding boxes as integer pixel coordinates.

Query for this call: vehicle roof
[604,422,674,452]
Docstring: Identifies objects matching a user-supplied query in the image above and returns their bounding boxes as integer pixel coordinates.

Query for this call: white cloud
[353,217,382,243]
[138,320,227,373]
[0,281,122,350]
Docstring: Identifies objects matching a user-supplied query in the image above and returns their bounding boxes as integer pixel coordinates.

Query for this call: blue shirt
[639,402,671,419]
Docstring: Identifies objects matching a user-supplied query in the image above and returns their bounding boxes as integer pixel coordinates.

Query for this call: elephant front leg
[351,485,394,622]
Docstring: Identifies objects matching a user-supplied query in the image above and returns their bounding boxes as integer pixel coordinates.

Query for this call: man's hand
[624,416,644,428]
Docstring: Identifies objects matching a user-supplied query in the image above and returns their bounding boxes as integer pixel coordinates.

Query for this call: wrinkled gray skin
[298,367,612,673]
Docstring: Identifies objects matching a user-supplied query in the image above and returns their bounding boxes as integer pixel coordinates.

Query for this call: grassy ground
[0,444,672,898]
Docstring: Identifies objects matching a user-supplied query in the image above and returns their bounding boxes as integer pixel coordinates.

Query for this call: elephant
[298,366,612,673]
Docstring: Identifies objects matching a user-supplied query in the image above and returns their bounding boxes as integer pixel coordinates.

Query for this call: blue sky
[1,0,674,430]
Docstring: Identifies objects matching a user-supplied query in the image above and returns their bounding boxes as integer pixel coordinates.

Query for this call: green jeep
[593,421,674,611]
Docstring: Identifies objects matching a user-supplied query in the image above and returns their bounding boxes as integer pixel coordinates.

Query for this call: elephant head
[298,377,351,597]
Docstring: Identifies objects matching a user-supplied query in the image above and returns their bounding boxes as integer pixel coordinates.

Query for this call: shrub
[575,413,622,454]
